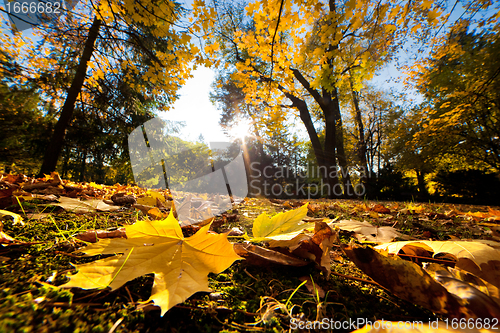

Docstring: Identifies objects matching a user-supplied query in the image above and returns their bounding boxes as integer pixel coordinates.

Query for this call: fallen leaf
[423,263,500,317]
[147,207,168,220]
[376,240,500,288]
[342,244,471,318]
[331,220,401,243]
[60,212,241,315]
[83,199,122,211]
[111,192,137,205]
[407,204,425,214]
[22,173,62,191]
[49,197,121,213]
[88,182,103,190]
[371,204,391,214]
[486,207,500,221]
[227,227,244,236]
[254,216,337,274]
[0,188,14,199]
[251,203,310,241]
[75,228,127,243]
[307,204,321,214]
[30,194,58,202]
[26,213,50,220]
[132,203,155,216]
[0,209,23,225]
[310,222,337,275]
[233,243,308,267]
[136,191,166,206]
[267,233,311,251]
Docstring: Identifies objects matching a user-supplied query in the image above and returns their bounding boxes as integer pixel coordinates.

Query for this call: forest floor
[1,174,500,332]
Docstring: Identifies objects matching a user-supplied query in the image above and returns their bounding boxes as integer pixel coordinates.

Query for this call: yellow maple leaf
[251,203,309,241]
[136,191,166,206]
[421,0,432,10]
[407,203,425,213]
[60,212,241,315]
[427,8,441,23]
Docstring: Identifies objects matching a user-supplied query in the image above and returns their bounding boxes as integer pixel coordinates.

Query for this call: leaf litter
[1,173,500,331]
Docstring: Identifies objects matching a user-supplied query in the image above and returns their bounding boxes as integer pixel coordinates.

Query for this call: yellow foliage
[60,212,241,315]
[252,203,310,241]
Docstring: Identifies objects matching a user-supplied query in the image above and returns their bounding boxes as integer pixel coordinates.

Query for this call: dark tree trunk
[331,88,354,197]
[38,16,101,177]
[416,169,429,200]
[61,146,69,179]
[79,149,87,182]
[282,88,341,198]
[321,89,343,197]
[349,78,371,196]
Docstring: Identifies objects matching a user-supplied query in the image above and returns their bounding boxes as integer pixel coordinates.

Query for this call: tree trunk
[331,88,353,197]
[283,90,341,197]
[416,169,429,201]
[61,146,69,179]
[320,89,343,197]
[38,16,101,177]
[349,78,371,195]
[79,149,87,182]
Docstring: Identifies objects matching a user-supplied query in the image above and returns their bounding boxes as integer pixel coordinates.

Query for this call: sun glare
[229,120,252,141]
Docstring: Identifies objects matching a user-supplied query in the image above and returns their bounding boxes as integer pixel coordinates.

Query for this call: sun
[229,120,251,141]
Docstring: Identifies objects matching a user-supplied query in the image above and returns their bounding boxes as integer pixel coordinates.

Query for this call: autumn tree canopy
[412,23,500,172]
[1,0,499,202]
[203,0,466,197]
[1,0,214,177]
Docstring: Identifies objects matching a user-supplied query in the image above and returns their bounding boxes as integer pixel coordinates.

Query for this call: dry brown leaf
[331,220,401,244]
[371,204,391,214]
[147,207,168,220]
[227,227,244,236]
[267,234,311,251]
[266,221,337,275]
[307,204,321,214]
[423,263,500,318]
[111,192,137,205]
[22,176,62,191]
[132,203,155,215]
[311,222,337,275]
[376,240,500,288]
[233,243,308,267]
[26,213,50,220]
[49,197,121,213]
[342,244,472,318]
[75,228,127,243]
